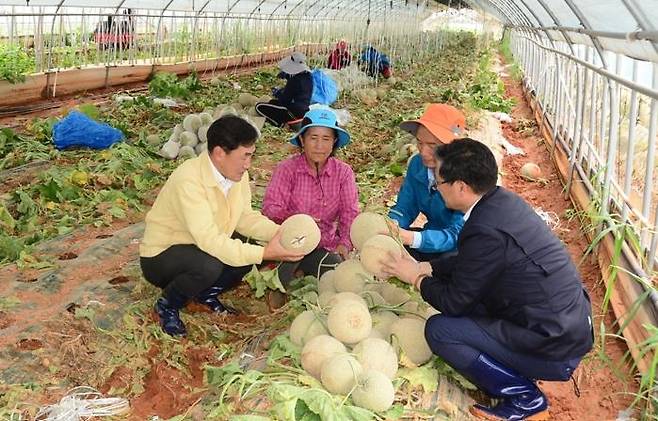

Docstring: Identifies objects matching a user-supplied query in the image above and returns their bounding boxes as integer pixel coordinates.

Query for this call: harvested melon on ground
[183,114,203,133]
[320,354,363,395]
[360,290,386,308]
[180,131,199,147]
[352,370,395,412]
[159,140,180,159]
[363,282,384,294]
[520,162,541,180]
[318,291,336,308]
[360,235,403,278]
[327,292,368,310]
[198,125,210,143]
[257,95,272,103]
[371,310,399,340]
[301,334,347,379]
[178,145,196,160]
[318,270,337,295]
[390,317,432,366]
[219,105,238,117]
[290,310,328,347]
[380,283,411,306]
[327,300,372,345]
[350,212,389,251]
[199,112,213,125]
[279,214,321,255]
[333,259,370,293]
[353,338,398,380]
[238,93,259,107]
[194,142,207,155]
[172,124,184,137]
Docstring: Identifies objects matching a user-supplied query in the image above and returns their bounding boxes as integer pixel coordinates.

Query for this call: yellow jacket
[140,153,278,267]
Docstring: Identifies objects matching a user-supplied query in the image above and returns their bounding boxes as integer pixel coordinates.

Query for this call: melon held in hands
[279,214,321,255]
[360,234,403,279]
[350,212,388,251]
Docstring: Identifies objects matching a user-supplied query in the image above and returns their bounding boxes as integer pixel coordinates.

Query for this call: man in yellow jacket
[140,115,305,336]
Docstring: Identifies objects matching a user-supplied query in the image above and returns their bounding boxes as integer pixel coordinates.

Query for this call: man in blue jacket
[383,138,593,420]
[388,104,466,261]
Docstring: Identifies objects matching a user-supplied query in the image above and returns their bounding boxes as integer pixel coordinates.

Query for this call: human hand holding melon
[263,229,306,262]
[380,251,426,287]
[266,214,322,262]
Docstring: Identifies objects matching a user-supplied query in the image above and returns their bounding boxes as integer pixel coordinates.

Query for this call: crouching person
[382,138,593,420]
[140,115,305,336]
[262,108,359,284]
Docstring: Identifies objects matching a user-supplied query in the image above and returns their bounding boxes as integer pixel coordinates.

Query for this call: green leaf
[244,265,286,298]
[267,334,301,365]
[205,361,243,387]
[398,365,439,393]
[382,404,405,419]
[389,162,405,176]
[230,416,272,421]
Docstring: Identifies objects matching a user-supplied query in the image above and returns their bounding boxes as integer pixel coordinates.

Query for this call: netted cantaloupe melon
[318,291,337,308]
[380,283,411,306]
[301,334,347,379]
[360,235,403,279]
[178,145,196,160]
[352,338,398,380]
[333,259,370,293]
[371,310,399,340]
[146,134,161,145]
[327,300,372,345]
[279,214,321,255]
[198,125,210,143]
[199,112,213,125]
[159,140,180,159]
[289,310,328,346]
[390,317,432,366]
[360,290,386,308]
[320,354,363,395]
[238,92,259,107]
[194,142,207,156]
[318,270,337,295]
[352,370,395,412]
[520,162,541,180]
[350,212,389,251]
[180,131,199,147]
[327,292,368,310]
[183,114,203,133]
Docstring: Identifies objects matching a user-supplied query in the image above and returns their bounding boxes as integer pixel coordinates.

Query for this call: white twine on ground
[34,387,129,421]
[535,207,561,231]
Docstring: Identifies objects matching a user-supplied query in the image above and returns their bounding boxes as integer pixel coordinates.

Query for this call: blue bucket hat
[290,108,350,148]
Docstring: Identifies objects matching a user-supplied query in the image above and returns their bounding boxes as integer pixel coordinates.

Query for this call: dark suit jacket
[420,187,593,361]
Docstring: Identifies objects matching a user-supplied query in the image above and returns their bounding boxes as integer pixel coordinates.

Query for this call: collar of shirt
[293,153,336,178]
[209,159,234,196]
[427,168,436,191]
[463,196,483,222]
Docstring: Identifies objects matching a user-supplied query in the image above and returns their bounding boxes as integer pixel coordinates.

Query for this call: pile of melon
[288,211,438,413]
[154,93,270,160]
[384,132,419,164]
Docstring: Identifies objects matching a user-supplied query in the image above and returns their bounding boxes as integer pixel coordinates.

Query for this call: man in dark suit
[382,138,593,420]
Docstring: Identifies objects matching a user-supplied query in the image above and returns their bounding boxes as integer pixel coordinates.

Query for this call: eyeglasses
[435,179,453,188]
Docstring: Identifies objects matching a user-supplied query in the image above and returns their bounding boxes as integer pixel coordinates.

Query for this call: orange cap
[399,103,466,144]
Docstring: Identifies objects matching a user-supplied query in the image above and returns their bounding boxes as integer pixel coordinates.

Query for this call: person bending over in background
[388,104,466,262]
[327,40,352,70]
[140,115,305,336]
[383,138,593,421]
[358,45,392,79]
[263,108,359,285]
[256,52,313,128]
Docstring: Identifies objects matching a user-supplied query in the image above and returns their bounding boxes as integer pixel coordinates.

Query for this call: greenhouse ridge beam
[511,25,658,44]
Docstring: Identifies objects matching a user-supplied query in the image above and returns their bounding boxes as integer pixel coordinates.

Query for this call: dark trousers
[424,314,582,381]
[276,248,342,286]
[140,244,251,300]
[256,100,303,127]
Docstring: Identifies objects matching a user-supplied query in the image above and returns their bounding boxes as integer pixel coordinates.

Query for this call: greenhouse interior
[0,0,657,419]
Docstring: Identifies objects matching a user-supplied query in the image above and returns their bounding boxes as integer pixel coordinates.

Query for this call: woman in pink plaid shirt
[263,108,359,284]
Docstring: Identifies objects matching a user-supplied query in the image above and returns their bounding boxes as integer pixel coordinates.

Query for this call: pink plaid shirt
[263,154,359,251]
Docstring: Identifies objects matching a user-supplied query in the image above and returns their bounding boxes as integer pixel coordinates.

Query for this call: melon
[146,134,161,145]
[327,292,368,310]
[352,338,398,380]
[350,212,389,251]
[380,283,411,306]
[159,140,180,159]
[390,317,432,366]
[238,93,259,107]
[180,131,199,147]
[320,354,362,395]
[301,334,347,379]
[198,125,210,143]
[194,142,208,155]
[371,310,400,339]
[318,270,337,295]
[178,145,196,160]
[352,370,395,412]
[199,112,213,125]
[520,162,541,180]
[327,300,372,345]
[289,310,328,346]
[333,259,370,293]
[279,214,321,255]
[360,235,403,279]
[360,290,386,308]
[183,114,203,133]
